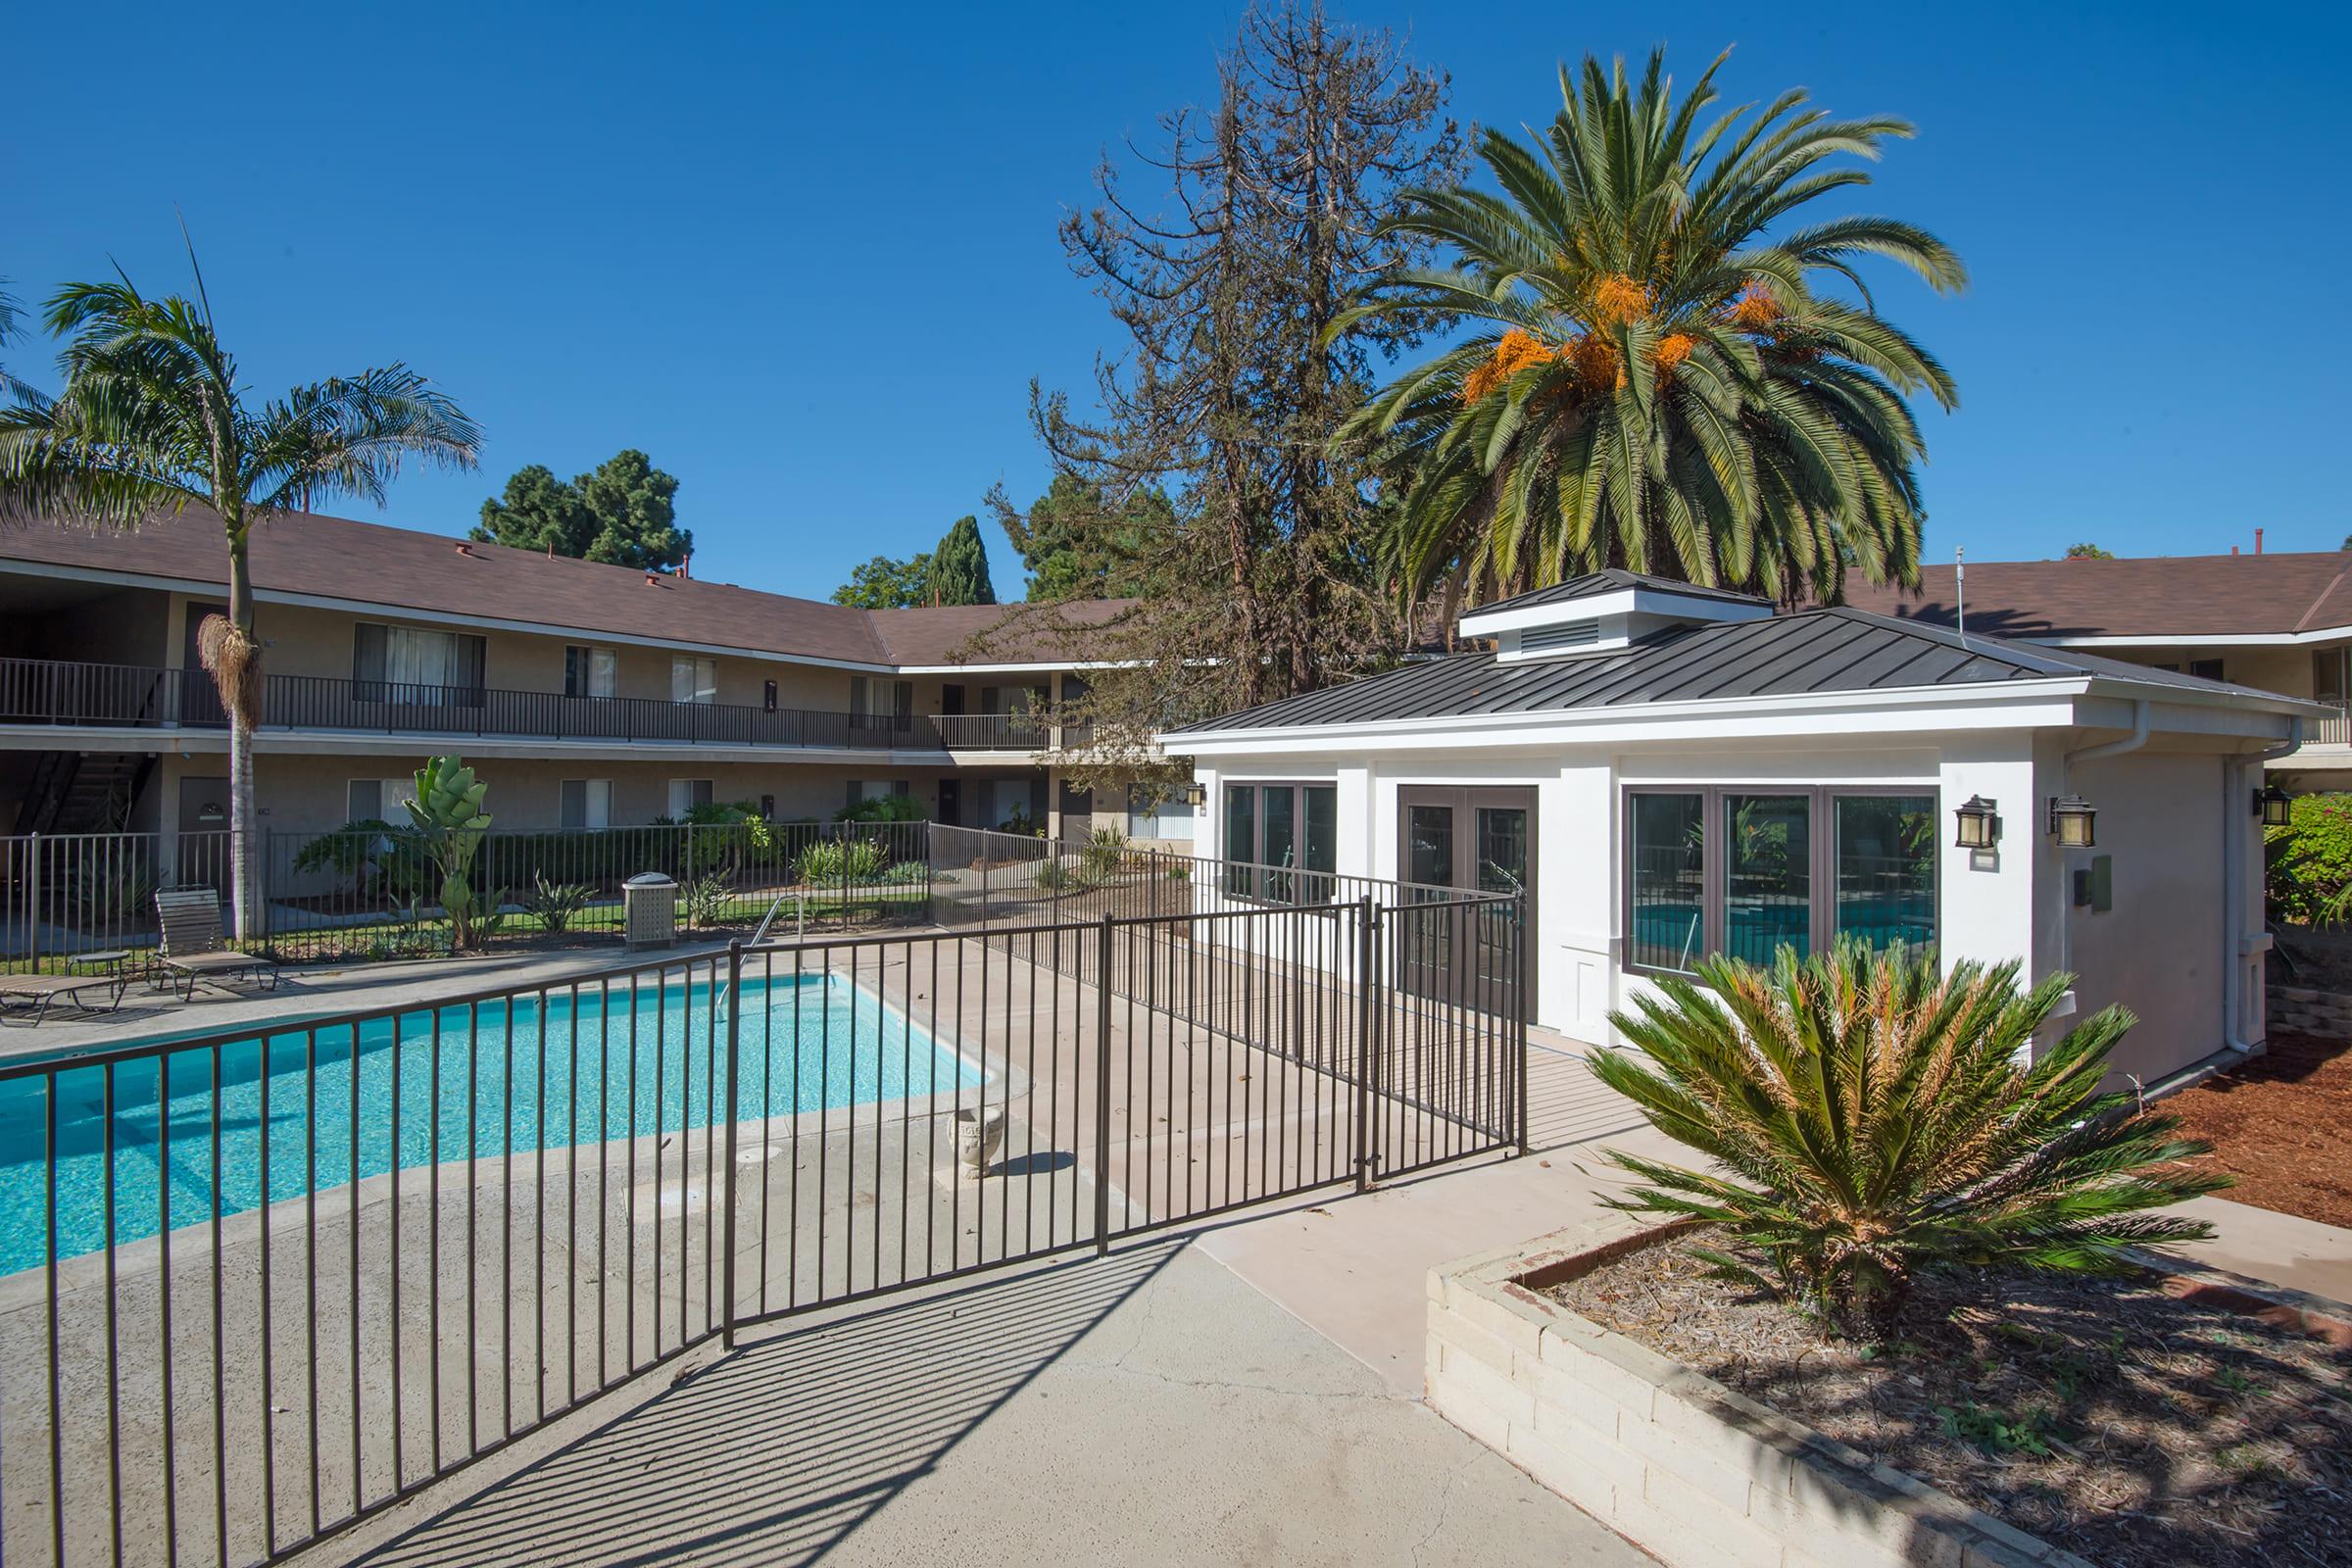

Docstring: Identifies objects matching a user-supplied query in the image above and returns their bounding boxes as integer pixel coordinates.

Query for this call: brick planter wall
[1426,1227,2093,1568]
[2269,984,2352,1036]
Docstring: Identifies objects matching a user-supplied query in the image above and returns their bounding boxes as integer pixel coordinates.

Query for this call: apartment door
[177,601,228,726]
[1396,786,1537,1013]
[174,774,232,890]
[937,777,961,827]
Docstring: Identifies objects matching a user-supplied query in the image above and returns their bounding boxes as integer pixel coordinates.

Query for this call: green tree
[1345,49,1964,612]
[0,280,29,400]
[2065,542,2115,560]
[927,514,997,606]
[987,473,1170,601]
[1010,0,1462,771]
[0,261,478,938]
[471,448,688,571]
[831,551,932,608]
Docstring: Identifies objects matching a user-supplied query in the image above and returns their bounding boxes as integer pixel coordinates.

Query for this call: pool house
[1161,570,2323,1089]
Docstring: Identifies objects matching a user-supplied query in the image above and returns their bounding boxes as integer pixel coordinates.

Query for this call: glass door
[1396,787,1538,1012]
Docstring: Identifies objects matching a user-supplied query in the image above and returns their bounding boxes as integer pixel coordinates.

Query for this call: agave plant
[1590,941,2228,1339]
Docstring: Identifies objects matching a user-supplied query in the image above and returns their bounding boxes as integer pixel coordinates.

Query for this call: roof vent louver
[1519,617,1600,655]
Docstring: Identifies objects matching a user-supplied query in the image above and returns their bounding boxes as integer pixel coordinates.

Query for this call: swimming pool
[0,973,979,1275]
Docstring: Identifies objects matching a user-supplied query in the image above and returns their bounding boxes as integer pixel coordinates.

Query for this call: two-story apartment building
[1836,549,2352,786]
[0,507,1184,847]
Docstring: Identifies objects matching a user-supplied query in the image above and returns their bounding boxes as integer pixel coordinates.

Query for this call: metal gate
[0,896,1523,1566]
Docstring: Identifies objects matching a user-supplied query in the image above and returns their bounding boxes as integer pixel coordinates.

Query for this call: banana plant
[404,756,499,952]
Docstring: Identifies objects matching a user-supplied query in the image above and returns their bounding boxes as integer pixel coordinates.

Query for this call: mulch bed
[2165,1030,2352,1230]
[1547,1234,2350,1568]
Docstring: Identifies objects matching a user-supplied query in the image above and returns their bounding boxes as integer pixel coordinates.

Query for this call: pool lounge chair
[0,970,129,1026]
[154,887,280,1000]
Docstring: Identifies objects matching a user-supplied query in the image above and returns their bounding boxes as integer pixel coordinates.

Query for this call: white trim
[1458,584,1773,639]
[0,559,907,674]
[2029,628,2352,650]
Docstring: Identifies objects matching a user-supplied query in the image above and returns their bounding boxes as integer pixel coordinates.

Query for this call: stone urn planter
[951,1107,1006,1179]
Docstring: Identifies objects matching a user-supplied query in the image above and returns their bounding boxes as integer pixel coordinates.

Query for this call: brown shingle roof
[1832,552,2352,640]
[0,507,1130,669]
[866,598,1134,665]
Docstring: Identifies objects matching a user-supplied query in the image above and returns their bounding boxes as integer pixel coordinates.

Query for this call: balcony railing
[928,711,1054,752]
[2308,700,2352,748]
[0,658,939,752]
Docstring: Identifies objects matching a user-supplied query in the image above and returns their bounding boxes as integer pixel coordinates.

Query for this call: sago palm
[1590,942,2227,1339]
[0,261,479,937]
[1342,49,1964,609]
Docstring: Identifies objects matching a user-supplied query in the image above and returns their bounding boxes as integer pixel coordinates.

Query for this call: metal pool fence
[0,893,1523,1567]
[1,821,933,974]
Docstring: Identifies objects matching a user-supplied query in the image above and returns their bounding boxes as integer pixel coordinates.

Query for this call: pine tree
[928,514,998,605]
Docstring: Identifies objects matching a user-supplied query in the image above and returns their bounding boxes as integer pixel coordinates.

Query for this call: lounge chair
[0,970,128,1025]
[154,888,280,1000]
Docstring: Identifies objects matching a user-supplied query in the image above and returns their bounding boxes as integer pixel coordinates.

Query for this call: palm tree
[0,261,479,937]
[1342,49,1964,610]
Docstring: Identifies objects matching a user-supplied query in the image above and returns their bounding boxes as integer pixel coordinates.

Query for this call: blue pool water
[0,975,979,1274]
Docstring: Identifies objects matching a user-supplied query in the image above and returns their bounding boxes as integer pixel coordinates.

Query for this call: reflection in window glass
[1836,796,1936,950]
[1302,786,1337,900]
[1262,786,1298,901]
[1406,805,1454,889]
[1725,795,1809,962]
[1629,794,1705,972]
[1223,786,1256,899]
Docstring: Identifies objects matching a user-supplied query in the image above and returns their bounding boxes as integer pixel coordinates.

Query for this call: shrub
[796,838,887,886]
[526,873,594,935]
[2266,792,2352,926]
[681,872,734,928]
[1590,940,2228,1340]
[1033,858,1084,893]
[834,793,924,824]
[406,757,498,952]
[1079,825,1129,880]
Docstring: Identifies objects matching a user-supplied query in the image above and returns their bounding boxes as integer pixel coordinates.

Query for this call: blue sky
[6,2,2346,598]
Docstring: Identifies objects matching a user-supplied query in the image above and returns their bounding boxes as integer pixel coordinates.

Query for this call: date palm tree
[1342,48,1964,609]
[0,259,479,937]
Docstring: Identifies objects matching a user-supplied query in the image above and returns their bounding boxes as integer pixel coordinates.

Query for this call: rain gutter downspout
[2222,716,2304,1054]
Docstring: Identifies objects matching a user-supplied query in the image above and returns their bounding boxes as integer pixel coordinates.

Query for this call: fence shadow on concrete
[344,1245,1185,1568]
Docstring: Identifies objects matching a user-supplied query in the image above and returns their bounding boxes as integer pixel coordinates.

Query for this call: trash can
[623,872,677,952]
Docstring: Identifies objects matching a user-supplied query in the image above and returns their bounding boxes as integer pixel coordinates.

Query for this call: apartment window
[353,623,485,704]
[671,655,718,706]
[2187,657,2225,682]
[1222,782,1337,902]
[667,778,713,818]
[564,645,617,699]
[561,778,612,830]
[849,676,914,729]
[845,779,913,810]
[346,777,416,824]
[1626,787,1936,975]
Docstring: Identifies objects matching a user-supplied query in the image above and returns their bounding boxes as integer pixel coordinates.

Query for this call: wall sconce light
[1953,795,2000,851]
[2255,783,2292,827]
[1184,782,1207,808]
[2047,794,2096,849]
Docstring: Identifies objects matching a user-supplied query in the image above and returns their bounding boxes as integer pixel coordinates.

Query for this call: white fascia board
[1457,585,1773,639]
[891,660,1140,675]
[1,558,1092,678]
[2033,628,2352,649]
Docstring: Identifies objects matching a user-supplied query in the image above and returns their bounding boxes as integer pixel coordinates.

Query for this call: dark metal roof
[1465,567,1772,619]
[1171,607,2304,735]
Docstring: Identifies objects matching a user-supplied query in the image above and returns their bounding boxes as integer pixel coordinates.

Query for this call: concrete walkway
[298,1243,1651,1567]
[1200,1032,2352,1394]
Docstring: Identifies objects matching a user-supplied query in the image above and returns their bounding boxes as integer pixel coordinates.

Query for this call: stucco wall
[1193,729,2251,1079]
[2060,749,2231,1084]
